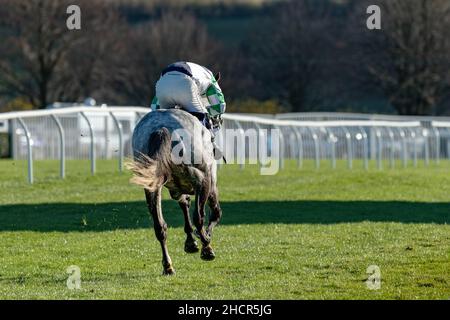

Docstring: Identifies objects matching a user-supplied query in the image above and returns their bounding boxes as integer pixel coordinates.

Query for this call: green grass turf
[0,159,449,299]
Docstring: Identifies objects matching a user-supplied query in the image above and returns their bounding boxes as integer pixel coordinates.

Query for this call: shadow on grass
[0,200,448,232]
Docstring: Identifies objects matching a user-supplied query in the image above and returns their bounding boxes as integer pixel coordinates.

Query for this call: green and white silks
[205,77,226,117]
[150,69,226,117]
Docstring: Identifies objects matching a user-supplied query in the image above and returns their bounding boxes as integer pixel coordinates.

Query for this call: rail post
[397,128,407,168]
[234,120,245,170]
[343,127,353,169]
[308,127,320,169]
[423,129,430,167]
[80,112,96,175]
[432,127,440,165]
[274,125,285,170]
[255,123,264,169]
[376,128,382,170]
[447,128,450,162]
[291,126,303,169]
[359,126,369,170]
[16,118,33,184]
[135,111,143,124]
[387,128,395,168]
[325,127,336,169]
[110,112,124,173]
[51,115,66,178]
[411,129,418,167]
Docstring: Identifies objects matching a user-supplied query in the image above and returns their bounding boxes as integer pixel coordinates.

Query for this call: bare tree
[115,11,220,106]
[250,0,333,112]
[0,0,123,108]
[354,0,450,115]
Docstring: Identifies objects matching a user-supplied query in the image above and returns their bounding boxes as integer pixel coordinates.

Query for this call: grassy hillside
[0,159,449,299]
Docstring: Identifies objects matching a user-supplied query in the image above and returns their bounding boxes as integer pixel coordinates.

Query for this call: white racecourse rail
[0,106,449,183]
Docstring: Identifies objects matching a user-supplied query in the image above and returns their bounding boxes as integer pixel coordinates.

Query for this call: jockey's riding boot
[212,141,224,161]
[190,112,224,161]
[210,129,225,162]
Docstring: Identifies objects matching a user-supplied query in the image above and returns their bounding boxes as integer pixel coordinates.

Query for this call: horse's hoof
[201,246,215,261]
[162,266,176,276]
[184,240,200,253]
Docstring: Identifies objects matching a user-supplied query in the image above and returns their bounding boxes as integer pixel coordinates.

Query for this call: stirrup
[212,141,226,163]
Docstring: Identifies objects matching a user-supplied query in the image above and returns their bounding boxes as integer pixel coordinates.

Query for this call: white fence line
[275,111,450,122]
[0,106,149,120]
[431,121,450,128]
[0,107,449,184]
[224,113,421,128]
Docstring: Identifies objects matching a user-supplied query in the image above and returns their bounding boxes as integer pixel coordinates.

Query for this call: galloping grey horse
[128,109,222,275]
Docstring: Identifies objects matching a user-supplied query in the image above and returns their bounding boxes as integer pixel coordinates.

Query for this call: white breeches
[155,72,208,114]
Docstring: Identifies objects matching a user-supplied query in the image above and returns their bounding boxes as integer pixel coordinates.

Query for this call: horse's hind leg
[178,195,199,253]
[207,189,222,238]
[145,188,175,275]
[193,183,215,261]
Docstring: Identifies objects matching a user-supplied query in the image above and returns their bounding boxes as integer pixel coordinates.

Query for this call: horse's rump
[129,109,215,194]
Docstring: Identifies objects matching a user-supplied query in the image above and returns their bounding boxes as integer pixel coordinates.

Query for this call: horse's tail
[127,127,172,192]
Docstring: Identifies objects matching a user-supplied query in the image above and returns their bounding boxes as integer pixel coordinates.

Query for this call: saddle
[190,112,211,129]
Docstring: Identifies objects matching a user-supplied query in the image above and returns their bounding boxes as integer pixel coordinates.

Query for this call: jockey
[150,62,226,147]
